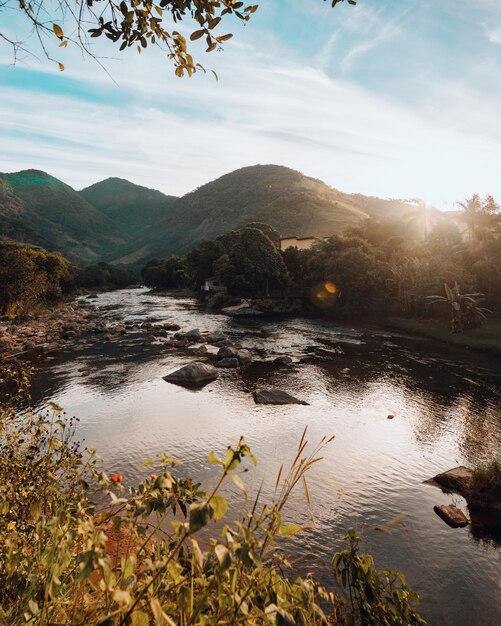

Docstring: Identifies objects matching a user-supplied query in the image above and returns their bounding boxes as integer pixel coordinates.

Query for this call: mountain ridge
[1,164,418,267]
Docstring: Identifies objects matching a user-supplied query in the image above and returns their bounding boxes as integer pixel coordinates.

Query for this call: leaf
[216,33,233,43]
[58,63,65,72]
[30,499,42,522]
[131,611,149,626]
[150,598,164,625]
[214,544,231,569]
[191,538,204,568]
[230,473,245,493]
[278,522,302,536]
[189,502,212,534]
[207,450,222,465]
[52,24,64,40]
[223,447,240,471]
[113,589,132,609]
[190,29,205,41]
[210,494,227,521]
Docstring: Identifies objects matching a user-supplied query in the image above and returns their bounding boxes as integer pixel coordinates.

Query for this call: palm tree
[404,199,441,241]
[457,194,500,241]
[457,194,482,240]
[427,282,490,333]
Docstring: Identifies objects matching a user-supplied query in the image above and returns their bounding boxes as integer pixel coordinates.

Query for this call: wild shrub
[0,370,425,625]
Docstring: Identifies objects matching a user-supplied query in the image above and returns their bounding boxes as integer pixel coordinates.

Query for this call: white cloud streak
[1,1,500,211]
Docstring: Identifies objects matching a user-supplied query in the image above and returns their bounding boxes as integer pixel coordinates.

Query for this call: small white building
[202,277,227,294]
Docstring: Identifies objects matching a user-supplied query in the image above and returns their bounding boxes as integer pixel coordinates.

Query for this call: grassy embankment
[384,317,501,356]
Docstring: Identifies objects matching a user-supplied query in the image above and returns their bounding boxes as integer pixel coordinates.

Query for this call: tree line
[0,241,137,316]
[141,196,501,328]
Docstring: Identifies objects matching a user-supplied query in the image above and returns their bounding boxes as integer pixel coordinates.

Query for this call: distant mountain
[0,171,177,264]
[0,165,418,269]
[80,177,177,238]
[112,164,413,266]
[0,170,122,263]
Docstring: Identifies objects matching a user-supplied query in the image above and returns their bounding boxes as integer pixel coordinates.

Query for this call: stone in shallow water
[273,356,293,366]
[433,504,469,528]
[253,389,309,405]
[163,362,218,387]
[215,357,239,368]
[217,346,237,359]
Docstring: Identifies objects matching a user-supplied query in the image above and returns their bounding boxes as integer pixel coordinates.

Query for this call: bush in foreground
[0,373,424,625]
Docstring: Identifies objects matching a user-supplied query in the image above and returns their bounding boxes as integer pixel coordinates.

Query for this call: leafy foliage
[0,368,424,626]
[333,531,425,626]
[116,164,413,266]
[141,255,189,289]
[0,241,74,316]
[427,282,490,333]
[80,178,178,238]
[2,1,354,73]
[215,227,289,297]
[75,262,138,290]
[0,170,122,264]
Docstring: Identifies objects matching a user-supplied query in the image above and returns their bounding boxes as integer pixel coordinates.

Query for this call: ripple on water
[29,288,501,626]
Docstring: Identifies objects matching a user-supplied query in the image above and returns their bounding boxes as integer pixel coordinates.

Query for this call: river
[28,288,501,625]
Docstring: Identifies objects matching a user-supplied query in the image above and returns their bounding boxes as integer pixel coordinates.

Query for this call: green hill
[1,165,417,268]
[112,164,413,266]
[0,170,122,263]
[80,177,177,238]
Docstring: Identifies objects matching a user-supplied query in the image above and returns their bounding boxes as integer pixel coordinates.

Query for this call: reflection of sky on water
[29,289,501,626]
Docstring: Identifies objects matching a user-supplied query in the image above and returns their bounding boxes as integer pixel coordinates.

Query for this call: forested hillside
[0,170,121,263]
[2,165,417,268]
[112,164,413,266]
[81,177,177,237]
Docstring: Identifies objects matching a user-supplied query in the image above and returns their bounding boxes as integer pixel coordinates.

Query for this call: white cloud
[486,24,501,44]
[1,1,501,212]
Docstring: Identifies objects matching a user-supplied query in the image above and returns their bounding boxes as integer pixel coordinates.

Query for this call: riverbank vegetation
[472,459,501,497]
[142,195,501,334]
[0,241,137,316]
[383,318,501,356]
[0,369,424,625]
[0,241,73,316]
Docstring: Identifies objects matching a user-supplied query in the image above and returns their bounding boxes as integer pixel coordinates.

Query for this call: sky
[1,0,501,210]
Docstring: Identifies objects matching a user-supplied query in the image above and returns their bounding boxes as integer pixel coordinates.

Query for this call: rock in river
[253,389,309,405]
[433,504,469,528]
[163,362,218,386]
[217,346,237,359]
[273,356,293,365]
[215,357,239,368]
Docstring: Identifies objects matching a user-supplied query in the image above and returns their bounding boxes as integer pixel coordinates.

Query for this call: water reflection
[27,288,501,626]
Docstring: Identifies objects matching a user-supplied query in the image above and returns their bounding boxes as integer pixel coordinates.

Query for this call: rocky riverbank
[0,300,105,358]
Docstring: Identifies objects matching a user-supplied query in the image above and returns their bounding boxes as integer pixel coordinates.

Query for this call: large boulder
[433,504,469,528]
[253,389,309,406]
[430,465,501,511]
[163,362,218,386]
[432,466,473,493]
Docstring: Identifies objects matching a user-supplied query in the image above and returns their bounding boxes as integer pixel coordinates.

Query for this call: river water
[29,288,501,625]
